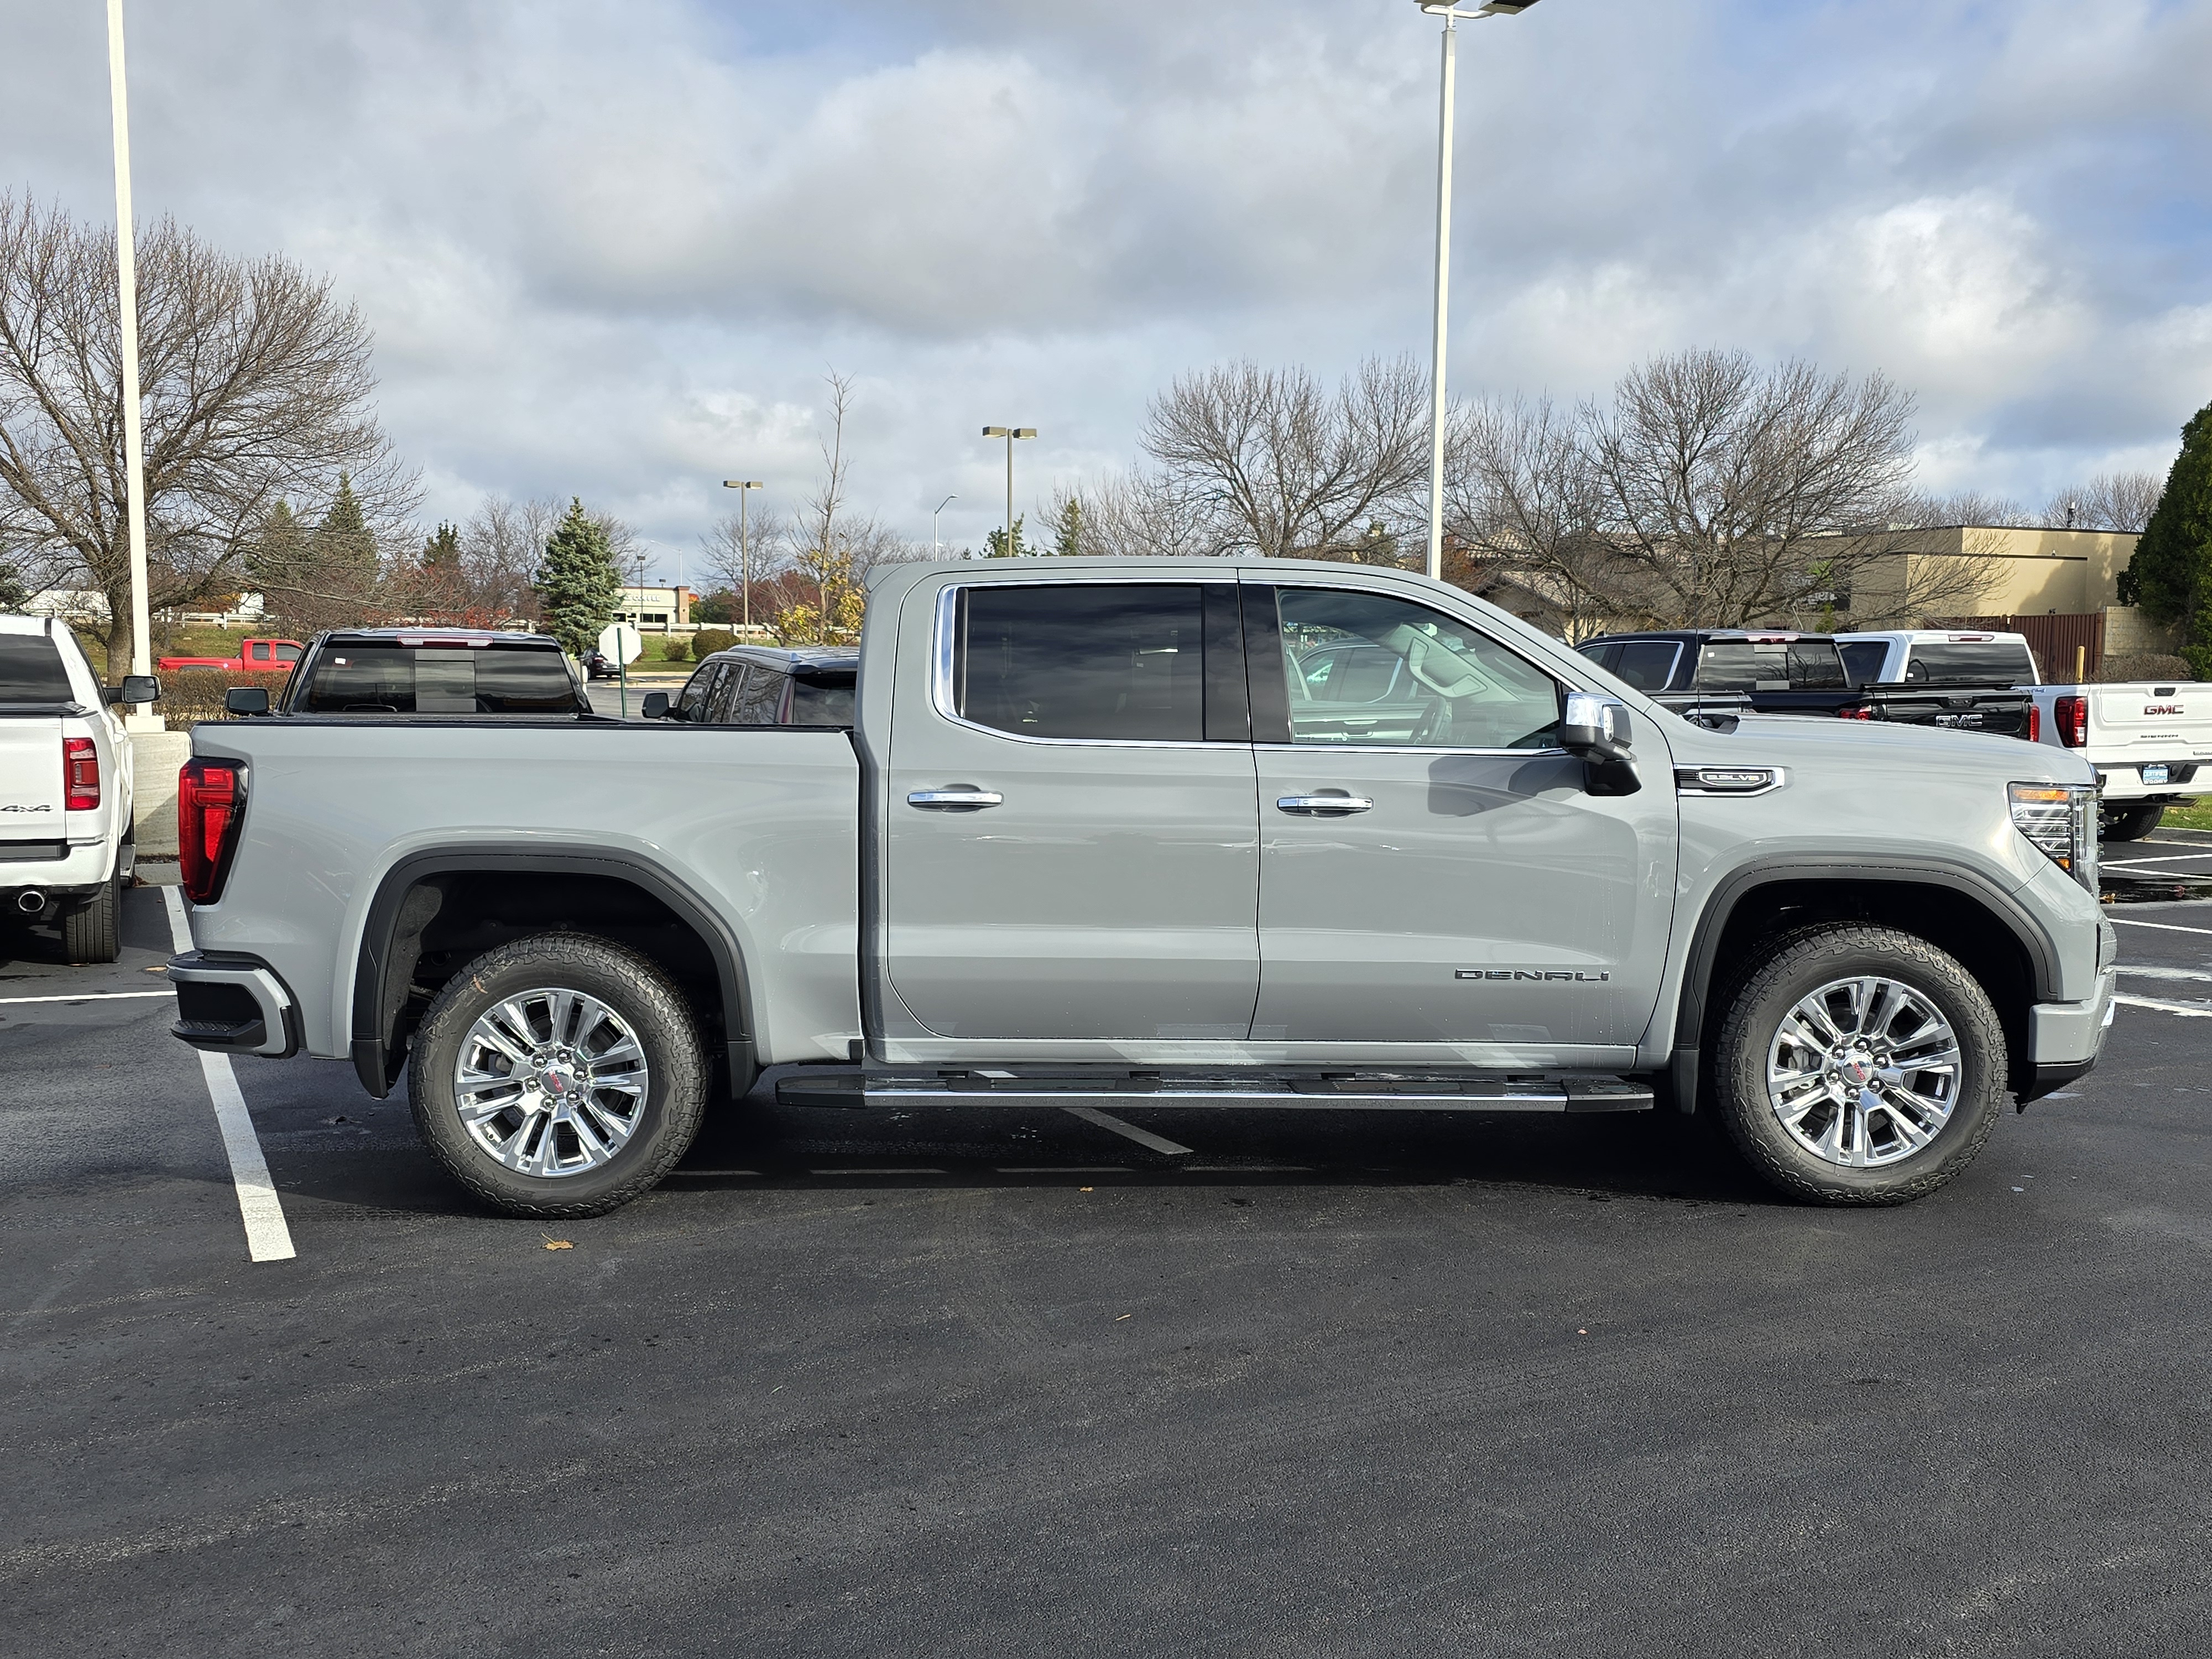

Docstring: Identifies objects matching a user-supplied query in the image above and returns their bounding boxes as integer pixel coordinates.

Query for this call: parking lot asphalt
[7,849,2212,1658]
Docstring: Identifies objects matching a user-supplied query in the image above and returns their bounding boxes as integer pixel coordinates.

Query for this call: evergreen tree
[983,514,1035,559]
[420,521,462,573]
[246,499,305,588]
[533,497,624,657]
[311,472,378,580]
[2124,400,2212,676]
[1049,497,1084,557]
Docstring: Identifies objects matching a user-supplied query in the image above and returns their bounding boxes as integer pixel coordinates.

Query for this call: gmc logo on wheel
[2145,704,2185,716]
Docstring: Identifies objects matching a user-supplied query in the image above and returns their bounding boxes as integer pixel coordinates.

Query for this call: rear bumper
[2095,762,2212,801]
[1,837,114,897]
[168,950,300,1058]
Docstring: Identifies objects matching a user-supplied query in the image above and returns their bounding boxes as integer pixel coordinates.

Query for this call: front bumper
[2019,966,2117,1102]
[168,951,301,1058]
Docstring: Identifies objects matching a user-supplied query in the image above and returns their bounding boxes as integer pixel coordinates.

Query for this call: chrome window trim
[928,580,1228,751]
[1257,742,1572,759]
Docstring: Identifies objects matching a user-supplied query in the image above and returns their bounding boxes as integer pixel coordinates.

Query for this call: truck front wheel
[2101,803,2164,842]
[408,933,708,1218]
[1712,925,2006,1205]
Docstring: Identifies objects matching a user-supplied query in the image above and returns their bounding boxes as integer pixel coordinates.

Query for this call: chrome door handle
[907,789,1004,810]
[1276,794,1373,815]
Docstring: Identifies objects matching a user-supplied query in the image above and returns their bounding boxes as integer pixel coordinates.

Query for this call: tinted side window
[1271,588,1561,750]
[734,667,785,724]
[0,633,73,702]
[1839,642,1887,685]
[274,644,301,664]
[1903,643,2037,686]
[790,675,855,727]
[1611,641,1682,692]
[703,665,745,723]
[675,662,721,720]
[953,585,1206,742]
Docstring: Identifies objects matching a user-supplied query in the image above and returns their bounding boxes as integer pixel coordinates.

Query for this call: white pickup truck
[0,615,159,961]
[1838,629,2212,840]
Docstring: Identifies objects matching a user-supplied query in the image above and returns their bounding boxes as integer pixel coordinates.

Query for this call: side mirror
[640,691,670,719]
[1561,691,1635,764]
[113,675,160,706]
[224,685,271,716]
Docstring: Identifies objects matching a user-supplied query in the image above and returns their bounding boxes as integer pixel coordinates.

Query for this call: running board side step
[775,1068,1653,1114]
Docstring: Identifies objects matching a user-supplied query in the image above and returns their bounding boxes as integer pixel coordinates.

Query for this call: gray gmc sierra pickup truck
[167,559,2117,1216]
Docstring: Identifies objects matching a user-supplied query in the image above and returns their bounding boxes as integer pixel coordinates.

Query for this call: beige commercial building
[1837,525,2140,620]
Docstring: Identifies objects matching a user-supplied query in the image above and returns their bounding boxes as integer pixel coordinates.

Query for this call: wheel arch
[350,846,756,1102]
[1668,859,2057,1110]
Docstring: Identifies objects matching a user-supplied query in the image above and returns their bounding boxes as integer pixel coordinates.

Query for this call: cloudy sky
[2,0,2208,577]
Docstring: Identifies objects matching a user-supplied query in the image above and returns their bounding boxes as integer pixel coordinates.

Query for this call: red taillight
[1837,706,1874,721]
[2054,695,2088,748]
[64,737,100,810]
[177,759,246,905]
[2028,703,2041,743]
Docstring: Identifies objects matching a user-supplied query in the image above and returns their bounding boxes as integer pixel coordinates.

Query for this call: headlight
[2009,782,2099,894]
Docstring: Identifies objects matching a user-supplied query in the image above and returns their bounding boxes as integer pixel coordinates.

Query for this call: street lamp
[1415,0,1544,583]
[981,427,1036,557]
[933,493,957,557]
[106,1,155,726]
[722,480,764,636]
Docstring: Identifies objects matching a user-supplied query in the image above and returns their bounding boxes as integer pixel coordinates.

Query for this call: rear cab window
[295,642,586,713]
[0,633,76,704]
[1901,641,2038,686]
[1839,641,1888,685]
[1695,639,1846,692]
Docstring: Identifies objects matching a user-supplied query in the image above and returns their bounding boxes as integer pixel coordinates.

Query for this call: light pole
[723,479,763,637]
[106,0,155,724]
[933,493,957,558]
[981,427,1036,556]
[1416,0,1543,583]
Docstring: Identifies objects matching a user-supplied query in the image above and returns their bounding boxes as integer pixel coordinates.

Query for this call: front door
[1249,583,1677,1060]
[884,579,1260,1042]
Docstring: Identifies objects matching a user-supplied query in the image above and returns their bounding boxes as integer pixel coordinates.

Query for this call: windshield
[0,633,74,703]
[295,644,585,713]
[789,674,855,727]
[1695,640,1846,692]
[1901,642,2037,686]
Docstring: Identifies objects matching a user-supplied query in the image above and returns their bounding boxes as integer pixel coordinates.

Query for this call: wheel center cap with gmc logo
[1835,1048,1876,1087]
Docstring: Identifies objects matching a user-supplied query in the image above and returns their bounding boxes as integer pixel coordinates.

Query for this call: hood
[1662,710,2095,787]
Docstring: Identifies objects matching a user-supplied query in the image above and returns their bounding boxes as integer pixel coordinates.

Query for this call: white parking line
[2109,916,2212,936]
[0,989,175,1004]
[161,889,296,1264]
[2115,994,2212,1019]
[2117,965,2212,984]
[1063,1105,1194,1157]
[2103,854,2212,870]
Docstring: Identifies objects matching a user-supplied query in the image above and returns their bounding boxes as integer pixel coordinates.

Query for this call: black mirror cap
[640,691,671,719]
[112,675,161,705]
[224,685,272,716]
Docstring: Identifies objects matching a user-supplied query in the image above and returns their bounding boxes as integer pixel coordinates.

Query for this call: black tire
[61,867,121,964]
[1711,924,2006,1206]
[2102,803,2164,842]
[407,932,708,1218]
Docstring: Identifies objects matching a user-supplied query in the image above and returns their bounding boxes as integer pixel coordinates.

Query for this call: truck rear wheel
[61,868,121,964]
[1712,925,2006,1206]
[2101,803,2164,842]
[407,932,708,1218]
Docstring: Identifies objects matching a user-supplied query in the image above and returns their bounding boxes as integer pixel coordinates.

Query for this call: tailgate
[0,715,64,824]
[1870,688,2033,739]
[2093,684,2212,755]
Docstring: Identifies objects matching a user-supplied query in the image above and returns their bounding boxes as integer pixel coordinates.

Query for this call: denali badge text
[1457,969,1612,982]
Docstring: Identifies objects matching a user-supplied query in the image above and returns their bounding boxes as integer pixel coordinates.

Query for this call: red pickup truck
[156,637,303,673]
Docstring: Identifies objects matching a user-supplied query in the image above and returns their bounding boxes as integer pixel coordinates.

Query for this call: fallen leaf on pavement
[543,1239,574,1250]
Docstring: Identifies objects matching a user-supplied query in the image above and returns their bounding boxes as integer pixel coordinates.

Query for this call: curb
[2145,827,2212,845]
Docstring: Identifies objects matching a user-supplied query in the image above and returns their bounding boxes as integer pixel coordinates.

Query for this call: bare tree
[1139,356,1430,560]
[2043,471,2163,533]
[1445,395,1618,639]
[0,194,418,670]
[769,371,886,644]
[1069,467,1219,560]
[1895,489,2033,528]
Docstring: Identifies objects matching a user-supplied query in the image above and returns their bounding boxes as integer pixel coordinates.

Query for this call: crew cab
[156,637,302,673]
[1,615,157,961]
[220,628,593,718]
[646,646,857,727]
[1834,630,2041,691]
[166,560,2116,1217]
[1579,629,2034,738]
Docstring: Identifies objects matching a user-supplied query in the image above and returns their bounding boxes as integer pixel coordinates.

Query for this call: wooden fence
[1929,612,2106,681]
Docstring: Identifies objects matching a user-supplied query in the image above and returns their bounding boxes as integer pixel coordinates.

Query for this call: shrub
[690,629,735,660]
[154,667,250,722]
[658,635,692,662]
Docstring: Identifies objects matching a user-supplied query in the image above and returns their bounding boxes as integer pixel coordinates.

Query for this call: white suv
[0,615,156,962]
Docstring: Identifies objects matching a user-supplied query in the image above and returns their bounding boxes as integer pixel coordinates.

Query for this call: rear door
[1249,583,1678,1057]
[883,578,1260,1041]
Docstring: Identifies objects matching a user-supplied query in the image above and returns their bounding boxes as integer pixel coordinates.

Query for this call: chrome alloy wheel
[1765,975,1961,1168]
[451,987,651,1177]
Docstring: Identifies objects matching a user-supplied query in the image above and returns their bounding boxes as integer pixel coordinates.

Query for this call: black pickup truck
[1578,630,2035,739]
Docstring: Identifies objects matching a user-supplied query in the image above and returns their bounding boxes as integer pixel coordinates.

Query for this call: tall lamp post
[106,0,155,726]
[980,427,1036,556]
[932,493,957,558]
[722,479,764,637]
[1416,0,1543,583]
